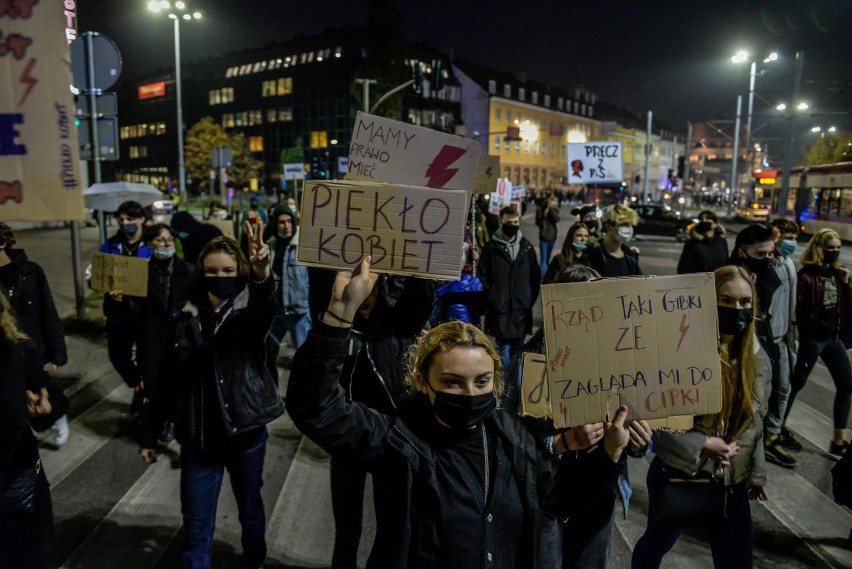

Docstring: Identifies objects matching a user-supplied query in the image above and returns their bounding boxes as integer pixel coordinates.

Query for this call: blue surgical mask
[572,241,587,251]
[778,239,797,257]
[155,246,176,259]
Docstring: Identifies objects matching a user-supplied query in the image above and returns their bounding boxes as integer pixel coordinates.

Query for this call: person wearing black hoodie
[171,211,223,265]
[676,210,729,274]
[328,274,435,569]
[0,223,70,446]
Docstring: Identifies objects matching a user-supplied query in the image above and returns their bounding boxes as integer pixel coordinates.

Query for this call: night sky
[77,0,851,155]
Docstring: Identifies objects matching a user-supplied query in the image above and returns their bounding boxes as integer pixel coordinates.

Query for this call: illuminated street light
[797,102,809,111]
[763,52,778,63]
[811,126,821,133]
[829,126,837,132]
[148,1,201,200]
[731,50,748,63]
[776,103,786,111]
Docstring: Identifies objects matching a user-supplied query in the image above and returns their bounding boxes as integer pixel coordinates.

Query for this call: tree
[804,131,852,165]
[184,117,263,193]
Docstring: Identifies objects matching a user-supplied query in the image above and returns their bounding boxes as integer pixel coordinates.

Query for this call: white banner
[566,142,623,184]
[283,163,305,181]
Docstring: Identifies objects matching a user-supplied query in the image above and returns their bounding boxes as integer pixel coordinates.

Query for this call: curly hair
[601,203,639,227]
[0,291,27,343]
[0,222,17,249]
[405,320,504,399]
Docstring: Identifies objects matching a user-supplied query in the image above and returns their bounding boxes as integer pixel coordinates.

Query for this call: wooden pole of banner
[70,222,86,320]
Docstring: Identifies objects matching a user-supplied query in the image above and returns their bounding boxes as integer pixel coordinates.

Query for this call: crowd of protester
[2,189,852,569]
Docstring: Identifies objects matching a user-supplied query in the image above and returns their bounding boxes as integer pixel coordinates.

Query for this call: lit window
[581,104,586,116]
[531,91,538,104]
[518,88,525,101]
[223,114,235,128]
[495,135,501,151]
[573,101,579,114]
[277,77,292,95]
[267,109,277,123]
[157,122,166,135]
[262,80,275,97]
[278,108,293,122]
[488,80,496,94]
[120,126,130,140]
[223,88,234,103]
[300,53,307,64]
[249,136,263,152]
[544,94,550,107]
[310,130,328,149]
[225,67,235,78]
[307,51,314,62]
[504,84,511,98]
[557,97,563,110]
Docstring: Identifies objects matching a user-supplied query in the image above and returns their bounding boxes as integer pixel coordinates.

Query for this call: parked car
[629,204,695,241]
[150,198,175,215]
[735,201,770,222]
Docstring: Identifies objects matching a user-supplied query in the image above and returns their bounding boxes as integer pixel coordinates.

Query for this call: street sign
[78,118,119,161]
[211,147,233,168]
[70,32,122,92]
[75,93,118,118]
[283,163,306,180]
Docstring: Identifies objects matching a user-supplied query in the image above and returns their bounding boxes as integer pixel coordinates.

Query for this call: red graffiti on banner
[0,0,39,19]
[0,181,23,204]
[0,32,32,59]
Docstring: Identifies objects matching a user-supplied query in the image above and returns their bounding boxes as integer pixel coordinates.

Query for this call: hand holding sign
[243,219,270,281]
[325,256,380,327]
[603,405,630,463]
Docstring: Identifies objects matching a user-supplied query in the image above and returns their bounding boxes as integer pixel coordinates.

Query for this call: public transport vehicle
[757,162,852,238]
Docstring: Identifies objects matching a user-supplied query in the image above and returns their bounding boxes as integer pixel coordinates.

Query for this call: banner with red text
[344,112,481,198]
[538,273,721,427]
[0,1,83,221]
[298,180,467,279]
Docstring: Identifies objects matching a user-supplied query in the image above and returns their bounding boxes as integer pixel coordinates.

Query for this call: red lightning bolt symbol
[676,314,689,352]
[485,166,493,178]
[18,57,37,107]
[425,145,466,188]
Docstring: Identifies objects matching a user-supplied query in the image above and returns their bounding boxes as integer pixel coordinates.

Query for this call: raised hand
[562,422,605,451]
[627,420,653,454]
[603,405,630,462]
[324,256,379,327]
[242,219,270,280]
[703,437,741,466]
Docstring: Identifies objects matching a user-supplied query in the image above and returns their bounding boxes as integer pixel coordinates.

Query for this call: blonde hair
[406,321,505,399]
[0,292,27,343]
[800,228,841,267]
[713,265,757,436]
[602,203,639,227]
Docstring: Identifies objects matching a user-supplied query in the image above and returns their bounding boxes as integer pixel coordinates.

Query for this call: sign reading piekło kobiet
[0,1,83,221]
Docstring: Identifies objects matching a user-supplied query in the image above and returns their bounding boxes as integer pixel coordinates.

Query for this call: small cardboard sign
[298,180,467,280]
[519,351,694,430]
[204,218,235,239]
[567,142,623,184]
[344,112,481,197]
[90,252,149,297]
[539,273,721,427]
[473,155,500,194]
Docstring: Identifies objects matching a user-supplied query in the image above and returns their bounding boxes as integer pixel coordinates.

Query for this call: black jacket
[287,324,623,569]
[141,275,285,449]
[0,249,67,366]
[586,243,643,277]
[141,257,194,395]
[344,277,435,414]
[676,228,729,274]
[1,337,65,480]
[477,235,541,339]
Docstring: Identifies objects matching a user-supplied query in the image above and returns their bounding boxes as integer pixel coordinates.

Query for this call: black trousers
[329,454,368,569]
[786,335,852,430]
[106,312,145,388]
[0,467,53,569]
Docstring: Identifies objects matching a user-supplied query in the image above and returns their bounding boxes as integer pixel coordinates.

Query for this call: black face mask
[823,250,840,266]
[694,221,713,234]
[718,306,752,336]
[501,224,519,238]
[584,220,598,232]
[204,276,246,300]
[120,223,139,237]
[427,382,496,430]
[741,254,771,275]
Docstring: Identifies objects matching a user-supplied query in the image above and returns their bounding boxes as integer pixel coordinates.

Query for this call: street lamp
[731,50,778,190]
[148,1,201,201]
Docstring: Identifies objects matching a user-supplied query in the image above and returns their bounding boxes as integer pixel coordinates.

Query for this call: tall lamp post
[731,50,777,200]
[147,1,201,201]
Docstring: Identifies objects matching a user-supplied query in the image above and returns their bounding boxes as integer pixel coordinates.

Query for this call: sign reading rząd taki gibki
[344,112,481,199]
[522,274,721,428]
[297,180,468,280]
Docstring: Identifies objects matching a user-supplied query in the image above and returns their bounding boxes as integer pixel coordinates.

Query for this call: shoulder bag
[650,459,728,527]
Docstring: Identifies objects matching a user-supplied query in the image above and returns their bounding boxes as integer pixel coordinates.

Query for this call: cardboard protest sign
[567,142,623,184]
[473,155,500,194]
[90,252,149,297]
[298,180,467,280]
[204,219,235,239]
[0,3,83,221]
[345,112,481,197]
[539,273,721,427]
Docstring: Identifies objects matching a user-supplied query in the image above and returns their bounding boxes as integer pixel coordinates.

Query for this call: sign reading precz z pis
[567,142,623,183]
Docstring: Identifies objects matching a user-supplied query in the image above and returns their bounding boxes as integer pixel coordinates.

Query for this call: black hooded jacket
[0,249,67,366]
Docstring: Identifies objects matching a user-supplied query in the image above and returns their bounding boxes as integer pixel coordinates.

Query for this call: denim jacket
[266,228,309,315]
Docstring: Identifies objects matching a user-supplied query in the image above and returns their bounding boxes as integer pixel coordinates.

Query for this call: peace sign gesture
[242,219,270,280]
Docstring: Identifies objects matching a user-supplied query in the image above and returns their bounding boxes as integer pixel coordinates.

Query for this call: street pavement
[11,208,852,569]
